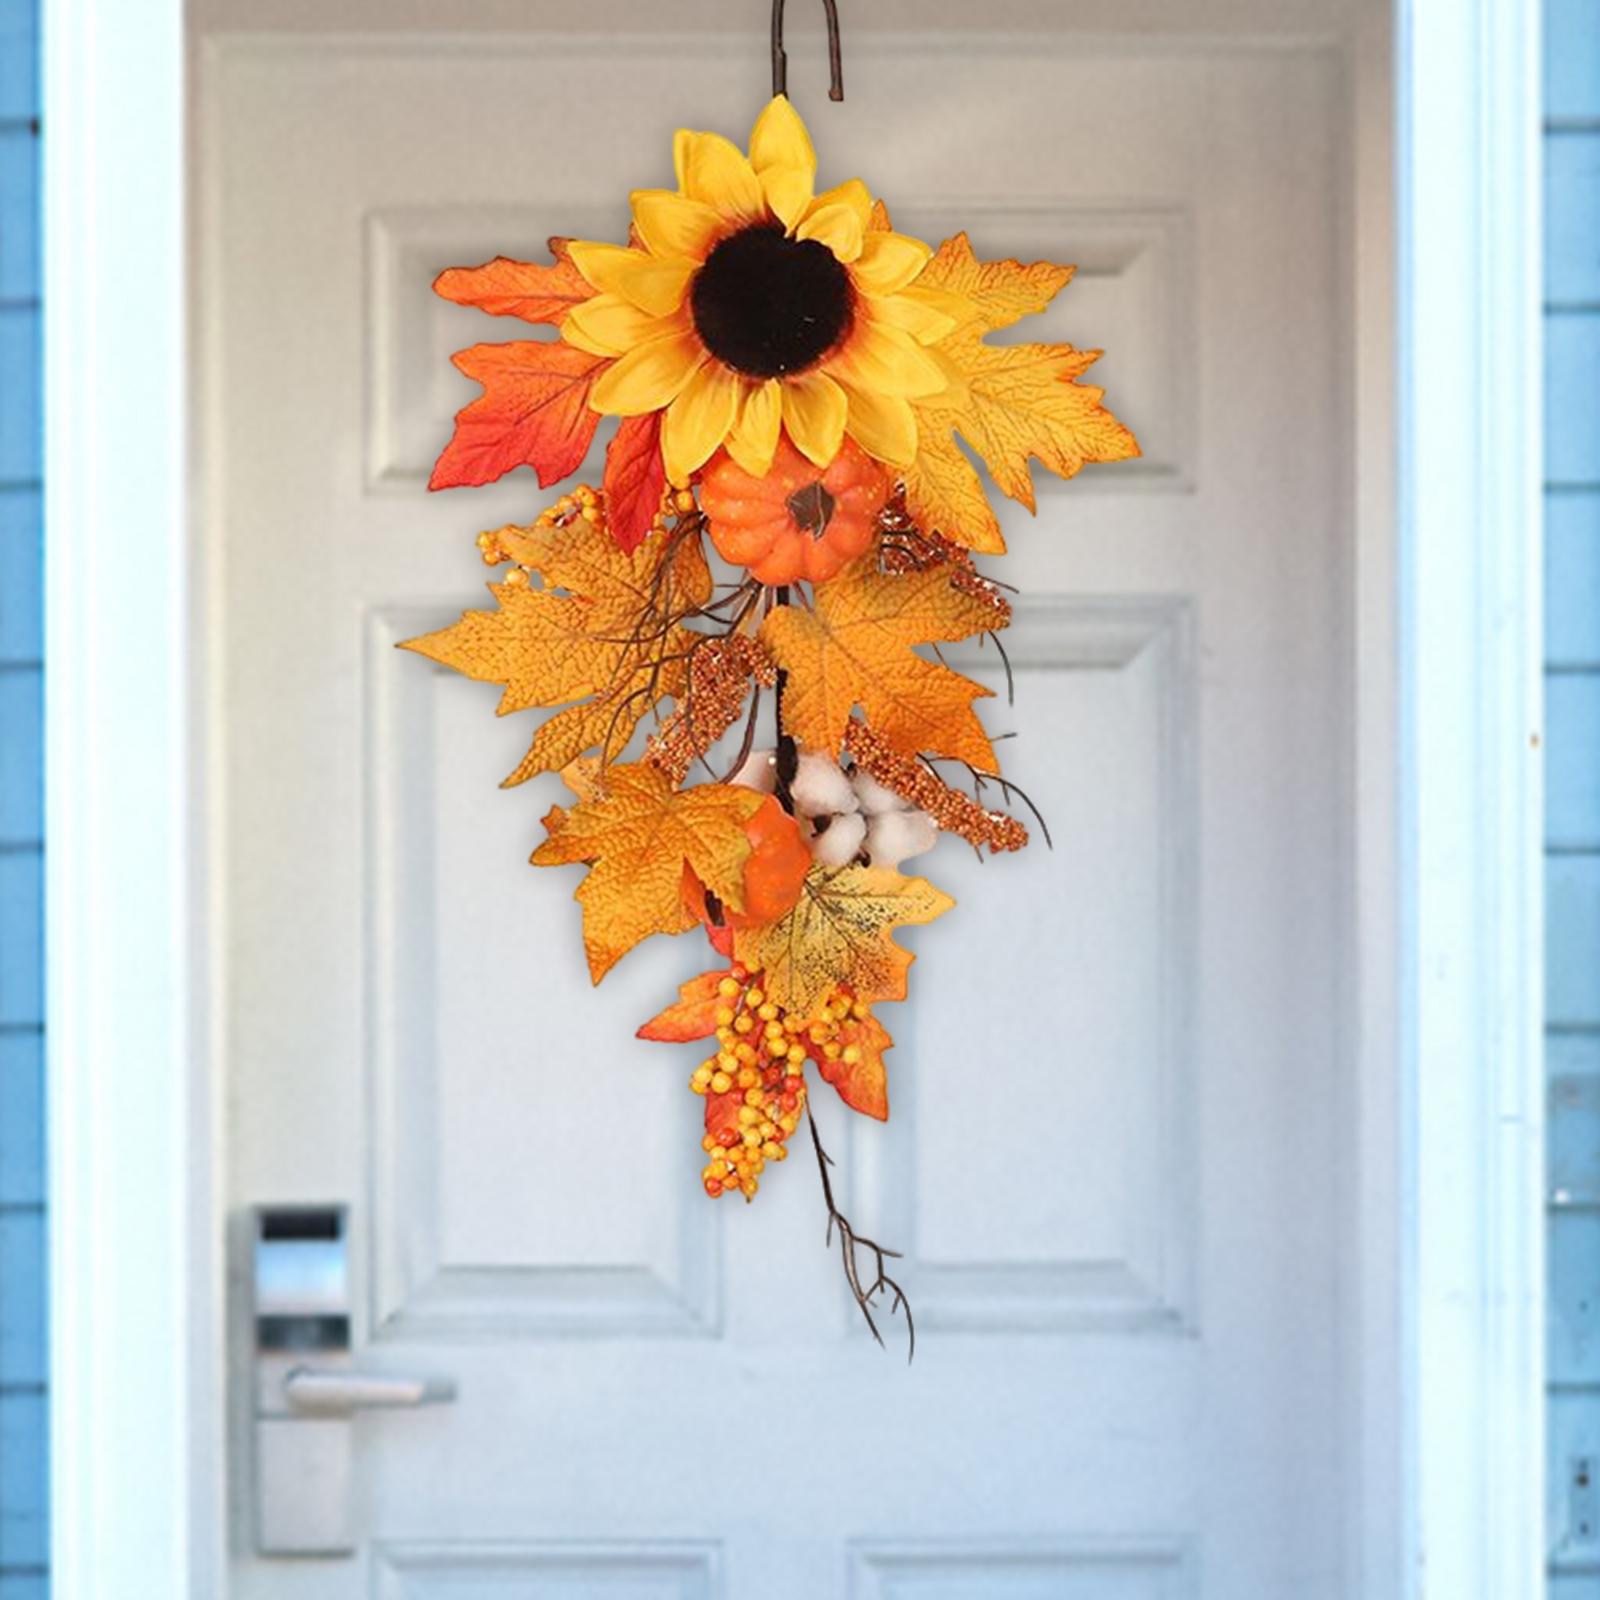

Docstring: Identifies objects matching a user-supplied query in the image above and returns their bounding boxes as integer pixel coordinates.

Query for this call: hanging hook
[771,0,844,102]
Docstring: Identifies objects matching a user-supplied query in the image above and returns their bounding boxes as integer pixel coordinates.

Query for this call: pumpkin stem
[786,480,837,542]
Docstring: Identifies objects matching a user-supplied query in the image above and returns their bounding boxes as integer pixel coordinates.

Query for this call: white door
[207,17,1355,1598]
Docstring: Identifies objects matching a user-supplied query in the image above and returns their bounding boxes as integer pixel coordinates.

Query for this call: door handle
[283,1365,457,1415]
[250,1203,457,1558]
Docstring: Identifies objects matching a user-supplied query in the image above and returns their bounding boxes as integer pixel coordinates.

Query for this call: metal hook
[771,0,844,102]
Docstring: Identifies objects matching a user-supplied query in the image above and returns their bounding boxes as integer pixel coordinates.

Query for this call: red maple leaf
[603,414,667,555]
[430,341,607,491]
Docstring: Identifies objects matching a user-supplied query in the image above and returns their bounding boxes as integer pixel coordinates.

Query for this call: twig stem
[806,1108,915,1361]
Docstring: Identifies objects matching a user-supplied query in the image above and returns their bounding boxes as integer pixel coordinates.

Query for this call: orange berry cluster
[692,966,807,1200]
[876,497,1013,630]
[645,484,699,544]
[645,634,776,784]
[843,718,1028,854]
[475,485,601,567]
[691,969,878,1200]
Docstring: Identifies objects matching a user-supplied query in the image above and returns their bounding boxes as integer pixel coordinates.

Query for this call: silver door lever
[283,1366,456,1415]
[252,1203,458,1557]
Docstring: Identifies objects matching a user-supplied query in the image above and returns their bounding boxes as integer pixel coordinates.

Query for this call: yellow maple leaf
[917,231,1074,332]
[532,763,764,982]
[903,233,1140,554]
[759,559,1001,768]
[399,518,710,786]
[734,864,955,1018]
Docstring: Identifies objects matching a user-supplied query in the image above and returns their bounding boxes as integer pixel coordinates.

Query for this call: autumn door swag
[403,5,1138,1354]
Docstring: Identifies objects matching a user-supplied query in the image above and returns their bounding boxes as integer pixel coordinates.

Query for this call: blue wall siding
[0,0,44,1593]
[1547,0,1600,1591]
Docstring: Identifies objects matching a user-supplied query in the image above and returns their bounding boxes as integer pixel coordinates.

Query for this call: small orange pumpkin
[681,792,811,929]
[700,435,890,586]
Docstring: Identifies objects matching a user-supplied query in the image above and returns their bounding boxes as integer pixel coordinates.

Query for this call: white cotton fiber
[808,809,868,867]
[792,752,859,818]
[865,809,938,869]
[851,768,908,815]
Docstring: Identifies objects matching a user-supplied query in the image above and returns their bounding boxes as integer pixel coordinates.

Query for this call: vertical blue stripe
[0,1035,42,1207]
[1548,0,1600,122]
[1546,0,1600,1584]
[0,5,42,1582]
[0,2,37,125]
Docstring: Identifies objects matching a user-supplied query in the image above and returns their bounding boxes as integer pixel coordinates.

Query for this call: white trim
[43,0,221,1595]
[1398,2,1546,1597]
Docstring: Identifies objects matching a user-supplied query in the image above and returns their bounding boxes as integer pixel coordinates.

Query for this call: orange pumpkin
[700,435,890,586]
[681,792,811,929]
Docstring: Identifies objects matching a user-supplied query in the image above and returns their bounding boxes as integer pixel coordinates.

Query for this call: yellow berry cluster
[475,484,602,567]
[645,485,699,543]
[808,989,873,1094]
[692,969,874,1200]
[692,965,809,1201]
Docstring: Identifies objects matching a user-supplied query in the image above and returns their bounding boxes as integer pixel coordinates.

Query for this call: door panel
[209,30,1348,1598]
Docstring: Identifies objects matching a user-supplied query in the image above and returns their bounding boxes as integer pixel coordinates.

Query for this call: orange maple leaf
[398,514,710,785]
[758,558,1003,768]
[532,764,765,982]
[733,864,955,1017]
[433,242,596,325]
[902,233,1140,554]
[818,1006,895,1121]
[430,341,607,491]
[636,969,728,1042]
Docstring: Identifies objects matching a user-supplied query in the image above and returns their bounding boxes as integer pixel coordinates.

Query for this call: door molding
[41,5,1541,1597]
[1396,1,1546,1596]
[44,0,223,1595]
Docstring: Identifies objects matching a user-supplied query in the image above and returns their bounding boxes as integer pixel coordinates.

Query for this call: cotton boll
[808,809,867,867]
[730,747,777,794]
[865,808,939,870]
[792,752,858,819]
[851,768,909,816]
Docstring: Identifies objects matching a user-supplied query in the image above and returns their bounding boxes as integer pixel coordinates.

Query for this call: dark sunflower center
[690,223,853,379]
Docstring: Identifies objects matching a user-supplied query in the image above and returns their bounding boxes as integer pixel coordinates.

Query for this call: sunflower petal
[798,202,864,264]
[781,370,848,467]
[726,378,783,476]
[750,96,817,229]
[866,290,958,345]
[851,230,933,296]
[750,95,816,180]
[837,383,919,468]
[662,363,744,485]
[630,190,725,263]
[674,129,767,225]
[903,280,978,328]
[560,314,620,358]
[562,294,680,357]
[831,318,948,399]
[568,241,695,316]
[590,331,707,417]
[761,165,815,232]
[809,179,873,229]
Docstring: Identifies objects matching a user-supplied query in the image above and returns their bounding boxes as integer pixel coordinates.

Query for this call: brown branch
[807,1108,914,1361]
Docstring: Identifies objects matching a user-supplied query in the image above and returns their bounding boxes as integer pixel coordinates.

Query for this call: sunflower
[559,96,961,487]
